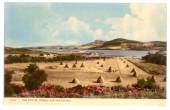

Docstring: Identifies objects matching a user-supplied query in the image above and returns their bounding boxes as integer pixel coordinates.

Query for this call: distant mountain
[81,38,166,50]
[5,38,166,51]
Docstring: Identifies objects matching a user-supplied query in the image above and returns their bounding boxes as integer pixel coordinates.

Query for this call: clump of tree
[142,52,166,65]
[22,64,47,90]
[5,54,85,64]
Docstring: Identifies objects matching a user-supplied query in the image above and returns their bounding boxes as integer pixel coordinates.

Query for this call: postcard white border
[0,0,169,110]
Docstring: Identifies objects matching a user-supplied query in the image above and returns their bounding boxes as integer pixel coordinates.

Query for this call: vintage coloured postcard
[3,2,167,106]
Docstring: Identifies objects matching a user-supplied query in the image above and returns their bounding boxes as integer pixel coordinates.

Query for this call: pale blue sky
[5,3,166,47]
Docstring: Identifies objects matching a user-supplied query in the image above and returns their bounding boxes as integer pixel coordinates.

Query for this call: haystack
[107,66,112,72]
[115,76,122,83]
[71,78,80,84]
[80,63,84,68]
[131,68,135,73]
[126,64,129,68]
[132,71,137,77]
[97,61,99,64]
[151,75,156,83]
[100,64,103,67]
[64,64,69,68]
[163,77,166,81]
[72,63,76,68]
[60,61,63,65]
[97,76,105,83]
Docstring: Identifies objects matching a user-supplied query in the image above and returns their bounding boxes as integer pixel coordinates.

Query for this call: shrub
[133,76,158,89]
[142,53,166,65]
[22,64,47,90]
[54,85,65,92]
[39,53,44,56]
[133,78,146,88]
[5,84,14,97]
[4,70,15,97]
[12,84,24,94]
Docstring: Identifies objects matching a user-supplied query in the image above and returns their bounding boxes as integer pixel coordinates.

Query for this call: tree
[22,64,47,90]
[25,63,39,74]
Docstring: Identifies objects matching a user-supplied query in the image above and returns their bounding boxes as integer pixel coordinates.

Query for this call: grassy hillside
[102,38,140,47]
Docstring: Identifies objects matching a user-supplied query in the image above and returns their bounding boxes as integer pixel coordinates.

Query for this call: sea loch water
[33,48,157,57]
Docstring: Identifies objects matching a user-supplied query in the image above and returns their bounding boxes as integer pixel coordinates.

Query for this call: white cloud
[122,3,166,41]
[38,16,96,45]
[37,4,166,46]
[94,28,104,39]
[66,16,92,35]
[99,4,166,42]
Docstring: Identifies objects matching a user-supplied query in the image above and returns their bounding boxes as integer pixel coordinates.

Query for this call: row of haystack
[62,63,85,68]
[71,75,122,84]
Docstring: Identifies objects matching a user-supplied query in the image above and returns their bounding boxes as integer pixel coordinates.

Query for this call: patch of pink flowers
[14,84,143,98]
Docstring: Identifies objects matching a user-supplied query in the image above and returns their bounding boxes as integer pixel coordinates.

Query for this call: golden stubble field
[4,57,166,88]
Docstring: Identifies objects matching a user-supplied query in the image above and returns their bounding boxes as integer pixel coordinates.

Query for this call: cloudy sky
[5,3,166,47]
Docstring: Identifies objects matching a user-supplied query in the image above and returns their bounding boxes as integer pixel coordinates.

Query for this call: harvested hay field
[4,57,166,88]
